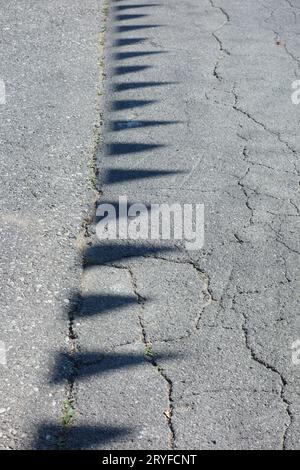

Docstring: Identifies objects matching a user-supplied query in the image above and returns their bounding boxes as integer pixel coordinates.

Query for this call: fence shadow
[33,1,183,450]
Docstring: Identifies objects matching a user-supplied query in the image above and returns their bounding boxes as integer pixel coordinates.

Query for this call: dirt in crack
[57,0,109,450]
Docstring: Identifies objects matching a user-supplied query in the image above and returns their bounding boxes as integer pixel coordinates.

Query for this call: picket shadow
[102,168,184,185]
[114,37,147,46]
[68,425,132,450]
[116,14,149,21]
[114,4,160,12]
[94,198,152,223]
[111,99,156,110]
[117,24,162,33]
[107,142,165,155]
[51,350,177,383]
[72,293,138,318]
[34,424,131,450]
[113,81,177,92]
[34,3,184,451]
[114,50,165,60]
[84,241,176,265]
[113,64,151,75]
[110,119,181,131]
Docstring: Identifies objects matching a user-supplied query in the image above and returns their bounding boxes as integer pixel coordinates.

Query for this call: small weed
[62,398,75,427]
[144,345,154,358]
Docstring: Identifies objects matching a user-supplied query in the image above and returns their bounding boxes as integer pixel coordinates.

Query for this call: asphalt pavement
[1,0,300,450]
[0,0,101,449]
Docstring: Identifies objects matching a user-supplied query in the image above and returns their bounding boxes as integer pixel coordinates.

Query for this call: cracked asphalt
[1,0,300,451]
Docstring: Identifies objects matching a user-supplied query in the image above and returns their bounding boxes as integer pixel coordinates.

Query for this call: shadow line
[111,99,156,111]
[110,119,182,131]
[107,142,165,155]
[34,424,131,450]
[51,351,177,383]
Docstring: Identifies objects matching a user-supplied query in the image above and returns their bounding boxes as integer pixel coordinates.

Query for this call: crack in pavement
[127,267,176,450]
[202,4,299,446]
[60,0,300,450]
[285,0,300,12]
[58,0,110,449]
[237,166,255,226]
[98,255,218,449]
[208,0,231,83]
[232,84,298,158]
[232,292,293,449]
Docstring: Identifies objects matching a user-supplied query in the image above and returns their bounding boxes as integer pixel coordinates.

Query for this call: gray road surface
[1,0,300,450]
[0,0,101,449]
